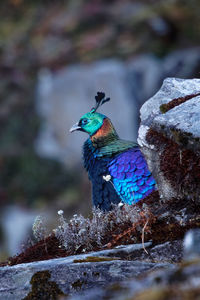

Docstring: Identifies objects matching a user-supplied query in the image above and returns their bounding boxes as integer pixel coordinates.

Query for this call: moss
[73,256,119,263]
[23,270,66,300]
[2,234,69,266]
[71,279,88,291]
[108,282,130,293]
[160,136,200,195]
[159,93,200,114]
[146,128,168,149]
[170,129,189,146]
[146,128,200,199]
[160,103,169,114]
[169,128,195,147]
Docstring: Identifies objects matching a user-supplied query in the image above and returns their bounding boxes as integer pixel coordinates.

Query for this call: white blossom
[103,175,111,182]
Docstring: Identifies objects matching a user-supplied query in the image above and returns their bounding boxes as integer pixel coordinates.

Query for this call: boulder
[69,229,200,300]
[0,233,199,300]
[138,77,200,203]
[0,243,175,299]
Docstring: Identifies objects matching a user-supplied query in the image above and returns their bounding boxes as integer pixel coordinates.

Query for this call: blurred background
[0,0,200,260]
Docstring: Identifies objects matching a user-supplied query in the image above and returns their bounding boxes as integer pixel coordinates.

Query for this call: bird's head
[70,111,107,136]
[70,92,117,141]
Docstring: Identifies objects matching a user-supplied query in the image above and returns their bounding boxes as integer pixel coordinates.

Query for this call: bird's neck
[90,118,118,148]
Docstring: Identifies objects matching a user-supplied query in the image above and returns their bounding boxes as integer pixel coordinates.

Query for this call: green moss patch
[73,256,120,263]
[23,270,66,300]
[159,92,200,114]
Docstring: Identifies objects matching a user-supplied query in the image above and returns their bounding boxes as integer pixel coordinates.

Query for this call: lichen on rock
[22,270,66,300]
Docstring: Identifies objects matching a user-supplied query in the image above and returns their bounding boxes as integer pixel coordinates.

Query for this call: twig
[142,219,149,254]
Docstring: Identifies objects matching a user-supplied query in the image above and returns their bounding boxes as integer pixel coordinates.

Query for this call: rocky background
[0,0,200,259]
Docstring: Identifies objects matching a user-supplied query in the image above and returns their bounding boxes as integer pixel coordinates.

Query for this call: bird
[70,92,156,211]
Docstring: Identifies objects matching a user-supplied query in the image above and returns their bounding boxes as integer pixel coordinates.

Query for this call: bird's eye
[81,118,88,125]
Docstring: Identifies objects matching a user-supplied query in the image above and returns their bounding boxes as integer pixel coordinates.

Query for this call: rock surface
[68,257,200,300]
[0,243,175,299]
[69,230,200,300]
[138,77,200,202]
[0,233,200,300]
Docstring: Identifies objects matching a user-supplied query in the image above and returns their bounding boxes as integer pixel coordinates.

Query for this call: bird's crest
[91,92,110,113]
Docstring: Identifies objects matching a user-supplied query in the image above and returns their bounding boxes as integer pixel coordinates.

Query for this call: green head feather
[70,92,111,136]
[78,112,106,136]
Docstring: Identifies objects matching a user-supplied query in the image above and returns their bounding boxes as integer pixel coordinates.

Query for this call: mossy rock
[23,270,66,300]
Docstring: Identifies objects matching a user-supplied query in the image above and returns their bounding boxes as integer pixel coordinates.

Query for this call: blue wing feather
[83,138,156,210]
[108,148,156,204]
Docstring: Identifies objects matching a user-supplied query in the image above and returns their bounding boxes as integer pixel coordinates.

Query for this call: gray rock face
[0,238,197,300]
[0,243,175,299]
[184,229,200,260]
[138,77,200,202]
[69,258,200,300]
[139,77,200,127]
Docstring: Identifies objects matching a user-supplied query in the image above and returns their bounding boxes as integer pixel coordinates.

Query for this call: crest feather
[91,92,110,113]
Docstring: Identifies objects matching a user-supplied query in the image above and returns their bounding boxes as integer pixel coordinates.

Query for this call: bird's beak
[69,122,81,133]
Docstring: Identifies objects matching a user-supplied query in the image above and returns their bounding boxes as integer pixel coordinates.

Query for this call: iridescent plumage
[70,93,156,210]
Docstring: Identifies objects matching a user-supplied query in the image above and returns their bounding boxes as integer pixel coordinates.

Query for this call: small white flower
[103,175,111,182]
[118,202,124,208]
[58,210,64,216]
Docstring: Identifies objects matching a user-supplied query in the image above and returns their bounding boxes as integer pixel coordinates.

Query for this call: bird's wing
[107,148,156,204]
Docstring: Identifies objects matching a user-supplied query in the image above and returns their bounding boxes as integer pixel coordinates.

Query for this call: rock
[0,243,175,299]
[138,77,200,203]
[68,258,200,300]
[0,239,197,300]
[183,229,200,260]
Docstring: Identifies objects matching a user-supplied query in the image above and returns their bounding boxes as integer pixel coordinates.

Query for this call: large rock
[69,257,200,300]
[0,243,175,299]
[0,231,199,300]
[138,77,200,202]
[69,229,200,300]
